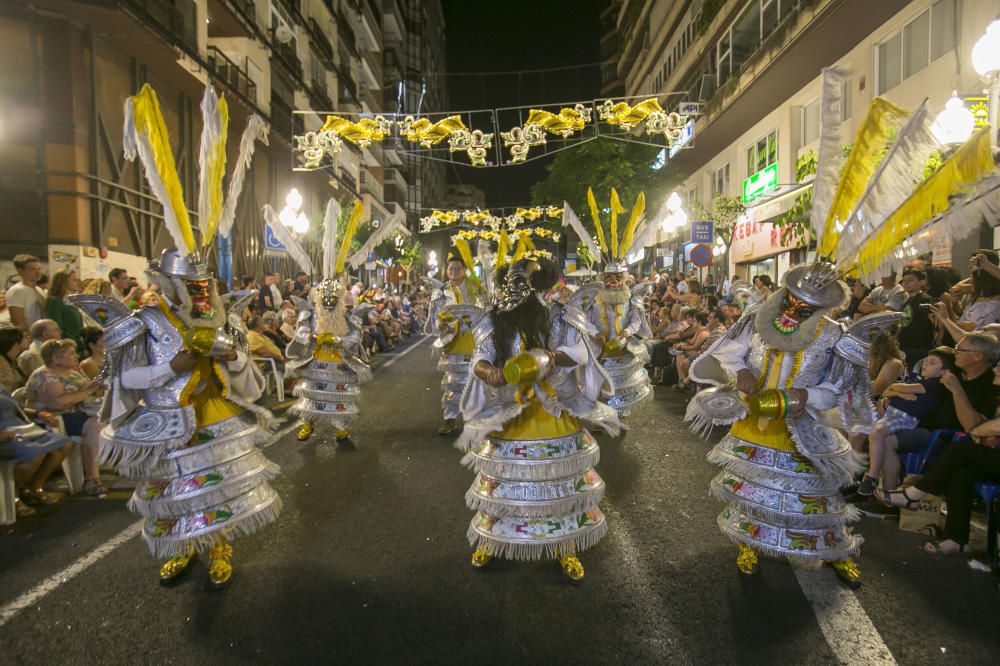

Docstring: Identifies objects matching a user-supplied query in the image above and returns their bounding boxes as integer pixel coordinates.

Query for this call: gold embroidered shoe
[206,543,234,591]
[159,547,196,586]
[296,422,314,441]
[736,542,759,576]
[559,554,585,583]
[831,558,862,589]
[470,546,493,568]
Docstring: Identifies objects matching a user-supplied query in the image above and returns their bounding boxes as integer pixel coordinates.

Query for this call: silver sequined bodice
[746,319,842,389]
[137,306,192,407]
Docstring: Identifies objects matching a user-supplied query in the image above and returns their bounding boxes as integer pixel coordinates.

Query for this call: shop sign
[742,163,778,203]
[668,119,695,158]
[962,95,990,129]
[729,217,797,261]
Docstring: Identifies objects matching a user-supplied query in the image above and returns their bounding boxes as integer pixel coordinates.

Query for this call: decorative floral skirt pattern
[290,356,371,431]
[460,402,607,560]
[600,352,653,417]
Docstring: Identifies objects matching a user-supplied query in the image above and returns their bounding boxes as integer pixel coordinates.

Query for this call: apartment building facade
[0,0,444,283]
[615,0,995,280]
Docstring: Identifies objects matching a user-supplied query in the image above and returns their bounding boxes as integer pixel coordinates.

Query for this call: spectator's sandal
[23,487,59,505]
[877,487,920,509]
[14,498,36,518]
[82,479,108,497]
[923,540,970,556]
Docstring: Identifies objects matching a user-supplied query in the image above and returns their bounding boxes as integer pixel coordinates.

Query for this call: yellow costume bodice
[493,396,580,441]
[730,346,806,453]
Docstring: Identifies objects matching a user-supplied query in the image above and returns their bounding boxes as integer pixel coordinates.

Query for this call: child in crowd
[857,346,958,496]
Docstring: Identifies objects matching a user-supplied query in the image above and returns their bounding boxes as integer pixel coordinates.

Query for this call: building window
[713,164,730,198]
[801,98,820,145]
[716,0,801,88]
[688,185,701,209]
[746,130,777,177]
[841,78,852,121]
[877,0,955,95]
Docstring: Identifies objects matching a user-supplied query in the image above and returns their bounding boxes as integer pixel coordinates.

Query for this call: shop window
[801,98,820,145]
[877,0,955,95]
[746,130,777,178]
[713,164,730,198]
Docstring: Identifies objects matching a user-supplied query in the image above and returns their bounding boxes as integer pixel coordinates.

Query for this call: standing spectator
[25,339,105,495]
[858,272,905,315]
[5,254,47,331]
[79,327,105,379]
[267,272,284,310]
[44,268,84,354]
[0,326,29,393]
[0,291,10,325]
[18,319,60,377]
[109,268,131,301]
[896,268,936,368]
[241,276,258,292]
[257,276,274,311]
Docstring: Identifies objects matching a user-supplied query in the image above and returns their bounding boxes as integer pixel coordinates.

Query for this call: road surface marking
[0,520,142,628]
[794,568,897,665]
[378,335,430,369]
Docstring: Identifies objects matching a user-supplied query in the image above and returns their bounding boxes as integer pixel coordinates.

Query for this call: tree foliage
[530,139,675,235]
[774,150,817,247]
[689,195,745,243]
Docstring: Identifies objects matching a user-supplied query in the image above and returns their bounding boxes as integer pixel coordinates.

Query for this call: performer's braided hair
[490,258,560,366]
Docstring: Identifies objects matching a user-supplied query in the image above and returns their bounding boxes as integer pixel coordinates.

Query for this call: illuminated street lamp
[972,18,1000,145]
[932,93,976,144]
[280,187,309,234]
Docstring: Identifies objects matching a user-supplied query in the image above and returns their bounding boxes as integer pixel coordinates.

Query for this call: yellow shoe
[559,554,585,583]
[470,546,493,568]
[206,543,234,591]
[831,558,862,589]
[334,428,350,440]
[296,422,314,441]
[736,542,759,576]
[159,547,195,586]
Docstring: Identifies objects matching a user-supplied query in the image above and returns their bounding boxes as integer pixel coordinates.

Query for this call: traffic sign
[689,243,712,267]
[691,221,713,244]
[264,225,287,254]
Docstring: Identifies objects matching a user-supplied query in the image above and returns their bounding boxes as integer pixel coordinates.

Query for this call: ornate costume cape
[286,307,372,431]
[686,297,874,562]
[455,305,622,561]
[425,279,484,421]
[75,294,281,560]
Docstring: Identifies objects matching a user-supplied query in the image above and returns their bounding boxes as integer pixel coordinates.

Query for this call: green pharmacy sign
[742,163,778,203]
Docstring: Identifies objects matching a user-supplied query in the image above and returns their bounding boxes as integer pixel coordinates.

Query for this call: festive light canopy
[293,94,692,169]
[420,206,564,234]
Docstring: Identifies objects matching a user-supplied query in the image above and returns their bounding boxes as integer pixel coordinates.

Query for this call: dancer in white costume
[68,83,275,590]
[456,257,621,582]
[425,241,485,436]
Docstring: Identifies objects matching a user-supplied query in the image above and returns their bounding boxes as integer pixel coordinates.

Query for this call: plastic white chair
[254,357,285,402]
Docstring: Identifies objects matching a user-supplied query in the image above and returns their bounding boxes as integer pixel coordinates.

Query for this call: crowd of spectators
[0,252,431,521]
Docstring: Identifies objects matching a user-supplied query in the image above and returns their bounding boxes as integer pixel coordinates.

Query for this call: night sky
[440,0,606,207]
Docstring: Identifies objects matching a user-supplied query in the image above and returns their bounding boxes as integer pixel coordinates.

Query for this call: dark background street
[2,336,998,665]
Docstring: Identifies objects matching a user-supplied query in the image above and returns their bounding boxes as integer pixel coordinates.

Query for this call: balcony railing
[335,10,358,58]
[306,17,334,66]
[270,30,304,81]
[335,63,359,106]
[224,0,256,24]
[340,168,358,193]
[309,79,333,111]
[122,0,197,53]
[207,47,258,104]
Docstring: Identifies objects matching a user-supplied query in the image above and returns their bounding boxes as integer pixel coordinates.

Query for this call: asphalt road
[2,334,999,665]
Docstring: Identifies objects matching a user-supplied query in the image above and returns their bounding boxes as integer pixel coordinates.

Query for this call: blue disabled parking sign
[264,225,287,254]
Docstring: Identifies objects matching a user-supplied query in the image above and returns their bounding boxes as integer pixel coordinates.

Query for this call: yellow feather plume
[496,229,510,268]
[620,192,645,255]
[453,237,476,273]
[335,200,365,274]
[512,234,529,263]
[587,188,608,253]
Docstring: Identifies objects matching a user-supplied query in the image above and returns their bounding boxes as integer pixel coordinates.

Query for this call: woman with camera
[932,250,1000,344]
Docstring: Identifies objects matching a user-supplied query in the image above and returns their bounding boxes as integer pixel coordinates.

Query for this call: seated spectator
[753,275,774,300]
[25,339,105,496]
[858,272,905,315]
[674,310,723,391]
[280,308,298,341]
[79,326,105,380]
[18,318,60,377]
[877,331,999,490]
[0,387,73,516]
[0,326,30,393]
[247,316,285,364]
[879,360,1000,556]
[261,311,290,349]
[0,291,10,326]
[364,304,392,353]
[858,347,957,496]
[80,278,112,297]
[44,268,84,354]
[368,299,399,349]
[844,278,870,320]
[870,332,907,396]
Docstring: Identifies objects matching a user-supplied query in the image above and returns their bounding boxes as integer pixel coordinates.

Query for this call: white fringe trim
[127,460,281,519]
[466,518,608,561]
[706,446,844,494]
[709,478,857,530]
[460,446,601,482]
[464,484,605,519]
[717,514,863,563]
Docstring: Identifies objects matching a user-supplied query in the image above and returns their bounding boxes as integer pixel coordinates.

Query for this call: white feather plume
[346,218,411,269]
[196,86,223,243]
[218,114,269,240]
[562,201,599,258]
[322,198,341,278]
[262,204,313,274]
[809,67,850,244]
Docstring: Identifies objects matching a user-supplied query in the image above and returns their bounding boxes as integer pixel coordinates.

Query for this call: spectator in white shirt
[109,267,130,301]
[5,254,47,331]
[267,273,284,310]
[858,272,906,315]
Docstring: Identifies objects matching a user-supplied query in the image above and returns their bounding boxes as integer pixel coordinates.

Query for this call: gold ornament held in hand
[502,350,550,387]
